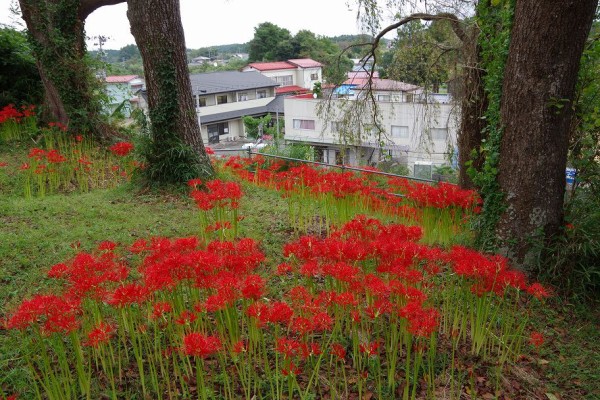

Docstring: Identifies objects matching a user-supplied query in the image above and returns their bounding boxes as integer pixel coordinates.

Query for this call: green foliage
[136,59,205,186]
[248,22,294,62]
[242,114,272,140]
[469,0,515,250]
[381,20,459,90]
[23,0,107,133]
[0,27,43,107]
[188,58,247,74]
[259,142,315,161]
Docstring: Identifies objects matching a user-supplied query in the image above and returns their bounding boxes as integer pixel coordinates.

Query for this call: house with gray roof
[190,71,283,144]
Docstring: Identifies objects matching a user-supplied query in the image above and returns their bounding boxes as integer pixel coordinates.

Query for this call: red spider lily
[46,252,129,300]
[0,104,22,123]
[399,301,440,338]
[266,301,294,325]
[109,142,134,157]
[182,333,222,358]
[331,343,346,361]
[47,121,67,131]
[19,163,30,170]
[276,337,302,359]
[151,302,173,319]
[529,331,544,347]
[0,161,8,167]
[526,283,551,299]
[359,340,381,357]
[190,179,242,210]
[187,178,202,188]
[175,310,197,325]
[281,362,301,377]
[45,149,67,163]
[204,146,215,155]
[98,240,117,251]
[233,340,247,354]
[291,316,314,335]
[241,275,265,300]
[108,284,150,307]
[28,148,46,161]
[312,311,333,331]
[276,262,293,275]
[84,322,114,347]
[7,294,81,335]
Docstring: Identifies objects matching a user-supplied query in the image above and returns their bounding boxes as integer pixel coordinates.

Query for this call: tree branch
[79,0,126,20]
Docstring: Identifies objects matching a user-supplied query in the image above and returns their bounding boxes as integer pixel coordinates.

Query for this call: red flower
[204,146,215,155]
[529,331,544,348]
[98,240,117,251]
[526,283,551,300]
[85,322,114,347]
[109,142,134,156]
[359,340,380,357]
[108,284,149,307]
[331,343,346,361]
[182,333,222,358]
[151,302,173,319]
[188,178,202,188]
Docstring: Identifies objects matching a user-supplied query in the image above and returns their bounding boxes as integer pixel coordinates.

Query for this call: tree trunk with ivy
[18,0,124,133]
[457,27,487,189]
[127,0,214,183]
[496,0,598,264]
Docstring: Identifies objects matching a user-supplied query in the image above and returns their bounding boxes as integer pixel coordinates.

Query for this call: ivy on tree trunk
[497,0,598,265]
[18,0,124,134]
[127,0,214,184]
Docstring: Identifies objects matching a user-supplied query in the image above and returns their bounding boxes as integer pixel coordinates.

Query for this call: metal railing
[211,147,445,184]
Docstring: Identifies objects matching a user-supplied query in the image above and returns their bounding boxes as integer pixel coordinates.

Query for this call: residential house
[284,76,457,177]
[242,58,323,96]
[190,71,283,144]
[104,75,144,117]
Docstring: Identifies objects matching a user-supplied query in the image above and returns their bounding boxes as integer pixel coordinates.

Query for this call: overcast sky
[1,0,400,50]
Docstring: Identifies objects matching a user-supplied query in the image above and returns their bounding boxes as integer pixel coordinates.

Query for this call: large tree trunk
[18,0,124,133]
[497,0,598,264]
[127,0,213,179]
[457,28,487,189]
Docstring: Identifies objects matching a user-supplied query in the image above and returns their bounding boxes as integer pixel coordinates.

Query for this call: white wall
[283,97,458,168]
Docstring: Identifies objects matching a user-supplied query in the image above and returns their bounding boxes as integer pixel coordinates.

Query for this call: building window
[310,73,319,80]
[257,89,267,99]
[391,125,409,139]
[237,92,248,101]
[405,93,414,103]
[431,128,448,141]
[274,75,294,86]
[217,95,228,104]
[198,97,207,107]
[377,94,391,102]
[293,119,315,130]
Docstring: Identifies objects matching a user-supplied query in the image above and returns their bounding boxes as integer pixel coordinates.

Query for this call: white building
[190,71,283,144]
[284,77,457,175]
[242,58,323,95]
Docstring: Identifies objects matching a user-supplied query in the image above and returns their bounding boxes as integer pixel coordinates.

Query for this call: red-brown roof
[275,85,310,95]
[105,75,139,83]
[246,61,296,71]
[288,58,323,68]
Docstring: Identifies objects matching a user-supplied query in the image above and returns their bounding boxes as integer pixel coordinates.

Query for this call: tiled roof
[105,75,139,83]
[288,58,323,68]
[199,97,284,124]
[245,61,296,71]
[189,71,278,95]
[275,85,310,95]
